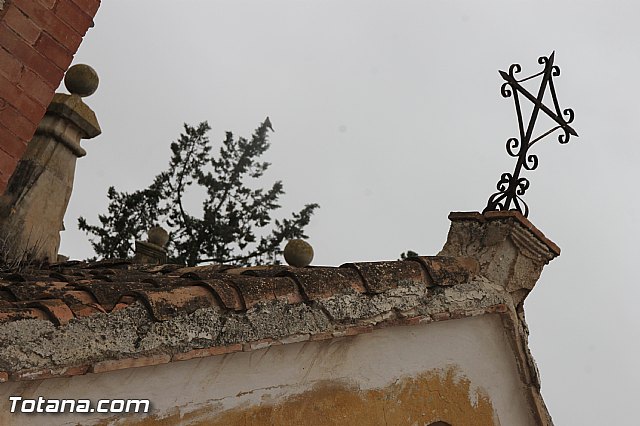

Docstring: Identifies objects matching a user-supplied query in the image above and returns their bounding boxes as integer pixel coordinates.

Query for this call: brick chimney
[0,64,100,263]
[0,0,101,191]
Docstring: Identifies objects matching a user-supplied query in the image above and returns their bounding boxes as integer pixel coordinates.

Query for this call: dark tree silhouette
[79,119,318,266]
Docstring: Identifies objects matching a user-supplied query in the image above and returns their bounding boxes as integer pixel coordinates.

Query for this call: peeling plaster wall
[0,315,536,426]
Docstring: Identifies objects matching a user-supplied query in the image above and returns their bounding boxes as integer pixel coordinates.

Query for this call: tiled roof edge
[0,256,478,327]
[0,276,510,382]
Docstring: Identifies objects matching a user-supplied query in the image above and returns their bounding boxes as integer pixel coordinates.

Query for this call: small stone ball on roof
[64,64,99,97]
[284,239,314,267]
[147,226,169,248]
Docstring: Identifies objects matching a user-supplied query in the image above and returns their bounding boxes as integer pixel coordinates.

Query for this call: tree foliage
[78,119,319,266]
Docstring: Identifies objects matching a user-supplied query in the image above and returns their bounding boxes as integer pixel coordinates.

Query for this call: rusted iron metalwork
[483,52,577,217]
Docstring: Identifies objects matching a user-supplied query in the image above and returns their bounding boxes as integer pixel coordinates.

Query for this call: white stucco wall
[0,314,536,425]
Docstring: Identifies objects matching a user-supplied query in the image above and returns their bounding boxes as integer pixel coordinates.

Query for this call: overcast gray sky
[60,1,638,424]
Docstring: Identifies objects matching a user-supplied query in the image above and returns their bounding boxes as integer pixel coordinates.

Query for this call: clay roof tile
[73,281,156,311]
[283,266,365,300]
[0,255,480,327]
[68,303,107,318]
[132,286,220,321]
[340,260,426,294]
[24,299,75,325]
[226,276,302,309]
[191,279,245,311]
[5,281,71,301]
[407,256,479,286]
[0,307,49,323]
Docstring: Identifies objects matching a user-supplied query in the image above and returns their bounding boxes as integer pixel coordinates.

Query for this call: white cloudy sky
[60,1,638,424]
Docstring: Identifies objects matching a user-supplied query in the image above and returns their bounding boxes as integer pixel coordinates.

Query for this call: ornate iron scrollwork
[483,52,577,217]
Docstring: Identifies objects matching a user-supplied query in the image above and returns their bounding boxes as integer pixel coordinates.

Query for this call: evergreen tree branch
[79,119,317,266]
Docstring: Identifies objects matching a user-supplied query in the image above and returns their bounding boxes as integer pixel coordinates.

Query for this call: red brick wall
[0,0,100,191]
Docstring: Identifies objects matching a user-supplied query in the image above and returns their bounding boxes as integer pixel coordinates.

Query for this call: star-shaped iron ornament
[483,52,578,217]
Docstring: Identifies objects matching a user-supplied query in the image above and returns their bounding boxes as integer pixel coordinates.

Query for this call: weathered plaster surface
[0,278,508,373]
[0,315,536,425]
[135,368,496,426]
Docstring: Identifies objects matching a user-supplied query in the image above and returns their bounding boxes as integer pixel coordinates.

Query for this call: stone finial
[64,64,99,97]
[133,227,169,265]
[439,211,559,308]
[0,65,101,264]
[284,239,314,267]
[147,227,169,247]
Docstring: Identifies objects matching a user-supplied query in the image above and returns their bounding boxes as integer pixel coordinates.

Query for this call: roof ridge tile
[225,275,302,310]
[406,256,479,286]
[0,257,482,327]
[281,267,365,300]
[22,299,74,325]
[0,307,50,323]
[339,261,425,294]
[130,286,221,321]
[192,279,245,311]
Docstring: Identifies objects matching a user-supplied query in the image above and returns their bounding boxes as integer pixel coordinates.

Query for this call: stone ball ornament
[147,226,170,248]
[64,64,99,97]
[283,239,314,267]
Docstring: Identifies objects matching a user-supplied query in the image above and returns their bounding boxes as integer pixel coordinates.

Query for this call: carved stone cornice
[439,211,558,308]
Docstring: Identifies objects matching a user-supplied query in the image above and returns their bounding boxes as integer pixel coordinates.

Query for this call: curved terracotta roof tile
[59,290,97,306]
[177,265,235,280]
[26,299,75,325]
[192,279,245,311]
[226,276,302,309]
[68,303,106,318]
[341,260,426,294]
[236,265,293,277]
[74,281,156,311]
[132,286,220,321]
[0,307,49,323]
[5,281,71,301]
[0,256,480,326]
[282,267,365,300]
[407,256,479,286]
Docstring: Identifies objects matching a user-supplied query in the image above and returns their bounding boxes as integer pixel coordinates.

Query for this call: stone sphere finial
[64,64,99,97]
[283,239,314,267]
[147,226,169,248]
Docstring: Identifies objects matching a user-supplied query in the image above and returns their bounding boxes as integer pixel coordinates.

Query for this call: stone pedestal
[133,227,169,265]
[439,211,559,309]
[134,241,168,265]
[0,89,100,263]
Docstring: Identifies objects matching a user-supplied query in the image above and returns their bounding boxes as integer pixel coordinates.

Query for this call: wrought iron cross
[483,52,577,217]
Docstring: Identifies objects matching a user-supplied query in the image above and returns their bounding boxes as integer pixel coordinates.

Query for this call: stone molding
[439,211,558,308]
[134,240,168,265]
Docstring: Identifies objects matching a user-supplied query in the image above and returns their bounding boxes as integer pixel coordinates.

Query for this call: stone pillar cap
[47,93,101,139]
[442,210,559,307]
[448,211,560,256]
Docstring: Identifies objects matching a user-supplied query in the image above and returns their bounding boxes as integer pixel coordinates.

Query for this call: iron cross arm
[483,53,578,217]
[499,70,578,138]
